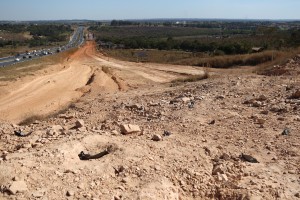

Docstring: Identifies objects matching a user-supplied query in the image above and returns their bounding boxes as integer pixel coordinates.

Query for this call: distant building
[252,47,264,53]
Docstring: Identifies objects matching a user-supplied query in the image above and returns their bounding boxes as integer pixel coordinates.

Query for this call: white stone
[217,173,228,182]
[120,124,141,134]
[181,97,191,103]
[8,181,28,195]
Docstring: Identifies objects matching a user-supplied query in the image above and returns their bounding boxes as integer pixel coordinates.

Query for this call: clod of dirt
[241,154,259,163]
[152,134,162,141]
[75,119,85,128]
[289,90,300,99]
[163,130,172,136]
[282,128,290,136]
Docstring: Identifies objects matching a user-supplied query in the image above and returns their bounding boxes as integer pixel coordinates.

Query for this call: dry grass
[104,49,195,64]
[254,48,300,75]
[18,114,47,126]
[102,66,112,74]
[18,102,76,125]
[190,51,280,68]
[104,48,300,69]
[171,71,209,84]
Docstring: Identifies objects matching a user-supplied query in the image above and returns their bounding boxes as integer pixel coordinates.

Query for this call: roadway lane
[0,26,85,67]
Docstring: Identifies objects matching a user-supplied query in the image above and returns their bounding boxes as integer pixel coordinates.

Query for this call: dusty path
[0,44,94,123]
[0,42,204,123]
[90,52,204,83]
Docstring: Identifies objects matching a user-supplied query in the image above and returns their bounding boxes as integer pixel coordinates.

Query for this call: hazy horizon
[1,0,300,21]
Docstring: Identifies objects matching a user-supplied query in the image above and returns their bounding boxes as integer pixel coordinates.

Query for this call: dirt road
[0,45,93,123]
[0,42,204,123]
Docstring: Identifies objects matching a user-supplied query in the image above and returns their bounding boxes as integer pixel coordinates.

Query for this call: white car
[15,58,20,62]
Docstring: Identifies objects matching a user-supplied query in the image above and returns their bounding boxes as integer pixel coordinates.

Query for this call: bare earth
[0,42,299,200]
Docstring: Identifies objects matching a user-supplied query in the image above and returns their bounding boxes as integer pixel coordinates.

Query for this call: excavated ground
[0,43,299,200]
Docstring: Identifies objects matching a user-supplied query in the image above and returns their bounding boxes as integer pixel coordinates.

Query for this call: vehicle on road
[0,26,85,67]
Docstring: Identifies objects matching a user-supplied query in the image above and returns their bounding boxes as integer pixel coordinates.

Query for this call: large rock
[290,90,300,99]
[152,134,162,141]
[75,119,85,128]
[8,181,28,195]
[120,124,141,135]
[181,97,191,103]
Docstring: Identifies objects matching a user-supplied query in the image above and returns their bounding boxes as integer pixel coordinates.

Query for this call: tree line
[0,24,72,48]
[93,25,300,55]
[98,36,252,55]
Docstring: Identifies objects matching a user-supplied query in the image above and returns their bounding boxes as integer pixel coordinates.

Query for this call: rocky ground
[0,48,299,199]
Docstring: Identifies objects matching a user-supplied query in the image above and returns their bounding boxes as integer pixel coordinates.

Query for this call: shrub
[171,72,209,83]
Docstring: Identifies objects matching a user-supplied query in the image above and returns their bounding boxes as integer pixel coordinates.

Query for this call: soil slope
[0,43,299,200]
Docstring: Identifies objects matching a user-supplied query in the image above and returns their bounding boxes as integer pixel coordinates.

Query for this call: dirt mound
[261,54,300,76]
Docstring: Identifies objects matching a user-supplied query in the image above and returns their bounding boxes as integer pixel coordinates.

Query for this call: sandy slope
[0,42,204,123]
[0,45,94,123]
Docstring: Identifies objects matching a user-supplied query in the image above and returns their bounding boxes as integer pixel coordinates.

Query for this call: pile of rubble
[0,71,299,199]
[264,54,300,76]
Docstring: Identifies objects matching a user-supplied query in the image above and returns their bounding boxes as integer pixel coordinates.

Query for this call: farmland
[90,20,300,68]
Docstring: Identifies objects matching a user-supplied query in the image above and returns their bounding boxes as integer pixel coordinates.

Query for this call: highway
[0,26,85,67]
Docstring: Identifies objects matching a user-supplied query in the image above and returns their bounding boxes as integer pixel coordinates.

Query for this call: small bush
[102,66,112,74]
[195,51,278,68]
[18,115,45,126]
[171,72,209,83]
[18,102,76,125]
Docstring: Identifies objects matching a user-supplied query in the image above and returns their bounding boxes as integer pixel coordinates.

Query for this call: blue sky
[0,0,299,20]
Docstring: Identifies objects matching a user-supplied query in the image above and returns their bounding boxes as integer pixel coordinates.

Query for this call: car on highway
[0,27,85,68]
